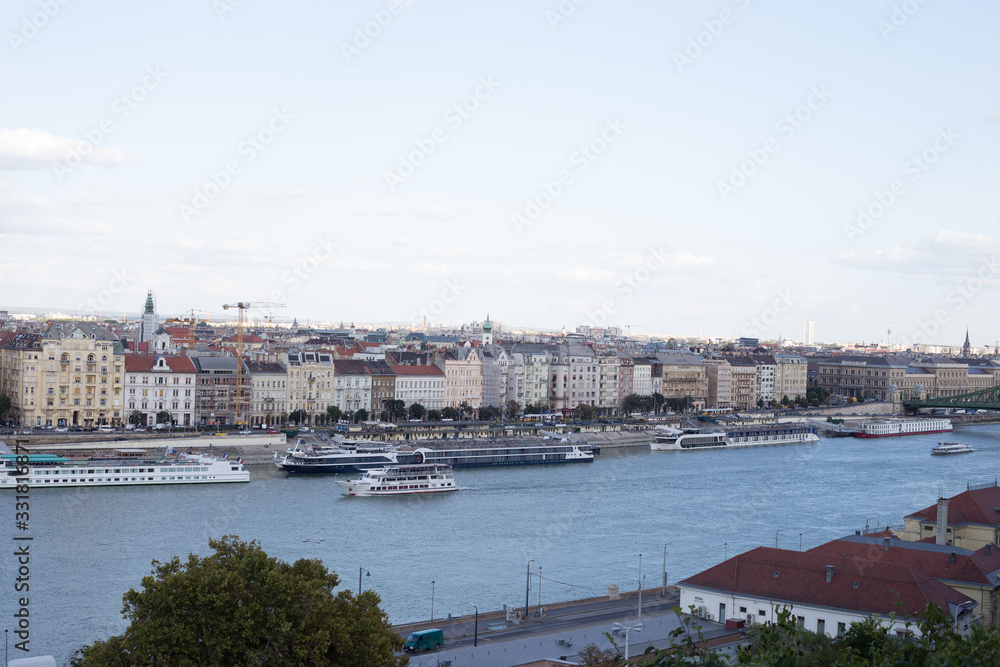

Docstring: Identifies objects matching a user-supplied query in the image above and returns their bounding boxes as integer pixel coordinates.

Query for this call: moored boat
[650,423,818,451]
[0,449,250,488]
[335,464,457,496]
[852,418,952,438]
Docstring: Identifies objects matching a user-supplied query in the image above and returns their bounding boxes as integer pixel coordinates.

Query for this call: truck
[403,628,444,653]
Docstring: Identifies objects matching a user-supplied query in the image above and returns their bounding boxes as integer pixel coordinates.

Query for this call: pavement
[398,593,736,667]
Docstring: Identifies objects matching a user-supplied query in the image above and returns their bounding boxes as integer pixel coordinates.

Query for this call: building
[246,361,286,427]
[548,344,598,413]
[514,346,550,412]
[390,364,446,411]
[679,547,977,638]
[704,358,732,410]
[2,323,128,428]
[725,357,757,410]
[139,291,158,343]
[896,485,1000,552]
[480,344,510,409]
[597,352,620,414]
[631,358,652,396]
[750,354,776,405]
[437,346,483,409]
[124,355,197,426]
[331,359,373,415]
[657,353,708,409]
[285,350,335,424]
[366,360,396,417]
[193,356,244,426]
[774,354,808,402]
[804,319,815,346]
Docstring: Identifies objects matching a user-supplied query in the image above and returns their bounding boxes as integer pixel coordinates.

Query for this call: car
[238,430,252,435]
[266,429,279,434]
[54,426,69,432]
[133,427,146,432]
[299,426,310,433]
[18,429,33,435]
[213,432,227,436]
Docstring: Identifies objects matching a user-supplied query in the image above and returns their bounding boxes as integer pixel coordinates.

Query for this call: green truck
[403,628,444,653]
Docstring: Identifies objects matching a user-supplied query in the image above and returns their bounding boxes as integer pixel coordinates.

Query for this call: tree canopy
[72,536,405,667]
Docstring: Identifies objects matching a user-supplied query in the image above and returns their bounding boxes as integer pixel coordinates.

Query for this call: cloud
[0,128,133,170]
[835,230,1000,276]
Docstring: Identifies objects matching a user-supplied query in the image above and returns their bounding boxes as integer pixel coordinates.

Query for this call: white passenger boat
[335,464,457,496]
[0,450,250,488]
[852,418,952,438]
[931,442,974,455]
[650,424,818,451]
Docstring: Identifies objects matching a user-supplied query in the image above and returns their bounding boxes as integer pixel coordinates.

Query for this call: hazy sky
[2,0,998,345]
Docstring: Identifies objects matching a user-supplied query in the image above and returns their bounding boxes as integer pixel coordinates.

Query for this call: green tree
[408,403,426,420]
[651,393,665,415]
[354,408,369,422]
[577,403,596,421]
[0,393,11,421]
[289,409,306,425]
[127,410,144,426]
[327,405,342,424]
[71,536,405,667]
[505,399,521,420]
[155,411,170,424]
[427,408,442,421]
[386,399,407,422]
[458,401,472,420]
[441,407,459,420]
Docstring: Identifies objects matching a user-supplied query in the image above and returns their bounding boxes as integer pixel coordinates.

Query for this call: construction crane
[222,301,286,426]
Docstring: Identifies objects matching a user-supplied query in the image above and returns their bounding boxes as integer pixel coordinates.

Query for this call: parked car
[54,426,69,432]
[133,427,146,432]
[238,430,252,435]
[266,429,279,434]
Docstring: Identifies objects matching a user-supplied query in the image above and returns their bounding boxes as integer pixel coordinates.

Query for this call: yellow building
[895,486,1000,552]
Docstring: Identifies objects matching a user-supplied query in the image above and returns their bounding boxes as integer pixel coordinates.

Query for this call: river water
[4,425,1000,664]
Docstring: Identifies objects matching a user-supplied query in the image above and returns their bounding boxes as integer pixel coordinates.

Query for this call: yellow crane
[222,301,286,426]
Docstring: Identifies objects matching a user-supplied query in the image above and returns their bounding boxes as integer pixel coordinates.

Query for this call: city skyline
[2,1,999,344]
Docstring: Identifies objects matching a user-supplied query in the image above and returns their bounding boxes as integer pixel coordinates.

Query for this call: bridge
[901,385,1000,412]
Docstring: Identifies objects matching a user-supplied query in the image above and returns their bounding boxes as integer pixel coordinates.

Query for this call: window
[837,622,846,637]
[796,616,805,627]
[817,619,825,635]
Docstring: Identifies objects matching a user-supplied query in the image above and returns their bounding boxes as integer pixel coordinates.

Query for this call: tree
[127,410,143,426]
[155,411,170,424]
[408,403,426,420]
[479,405,501,421]
[458,401,472,420]
[385,399,407,422]
[289,409,306,425]
[505,399,521,420]
[427,409,441,421]
[577,403,596,421]
[71,536,405,667]
[441,407,459,420]
[0,393,11,422]
[354,408,369,423]
[327,405,342,424]
[651,393,665,415]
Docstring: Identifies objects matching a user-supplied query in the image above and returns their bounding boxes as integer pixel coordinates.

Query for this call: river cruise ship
[852,418,952,438]
[408,443,593,467]
[335,464,457,496]
[650,424,818,451]
[274,439,401,474]
[0,450,250,488]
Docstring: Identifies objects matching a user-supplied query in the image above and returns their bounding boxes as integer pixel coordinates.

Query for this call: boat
[852,418,952,438]
[407,443,594,467]
[650,423,819,451]
[274,437,401,474]
[335,464,457,496]
[0,449,250,488]
[931,442,974,455]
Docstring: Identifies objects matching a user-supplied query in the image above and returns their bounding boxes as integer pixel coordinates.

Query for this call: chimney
[936,497,949,546]
[884,537,891,552]
[825,565,834,583]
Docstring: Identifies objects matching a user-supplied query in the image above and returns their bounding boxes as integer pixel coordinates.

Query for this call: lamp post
[799,533,803,551]
[662,543,670,598]
[538,566,542,610]
[724,542,728,560]
[632,575,645,621]
[524,559,534,622]
[301,538,324,558]
[431,580,435,621]
[469,603,479,647]
[775,529,782,548]
[612,622,643,662]
[358,567,370,596]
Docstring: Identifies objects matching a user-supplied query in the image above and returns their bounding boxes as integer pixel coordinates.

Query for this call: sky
[1,0,999,346]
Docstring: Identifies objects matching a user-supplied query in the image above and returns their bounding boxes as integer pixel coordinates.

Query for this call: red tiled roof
[389,364,444,376]
[124,355,198,373]
[680,547,975,618]
[906,485,1000,528]
[809,538,1000,587]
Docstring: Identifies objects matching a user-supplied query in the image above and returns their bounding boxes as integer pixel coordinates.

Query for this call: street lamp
[775,529,782,548]
[524,560,534,622]
[662,543,671,598]
[538,566,542,610]
[724,542,728,560]
[632,575,645,621]
[301,538,324,558]
[358,567,370,596]
[431,580,435,621]
[612,622,643,661]
[469,603,479,647]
